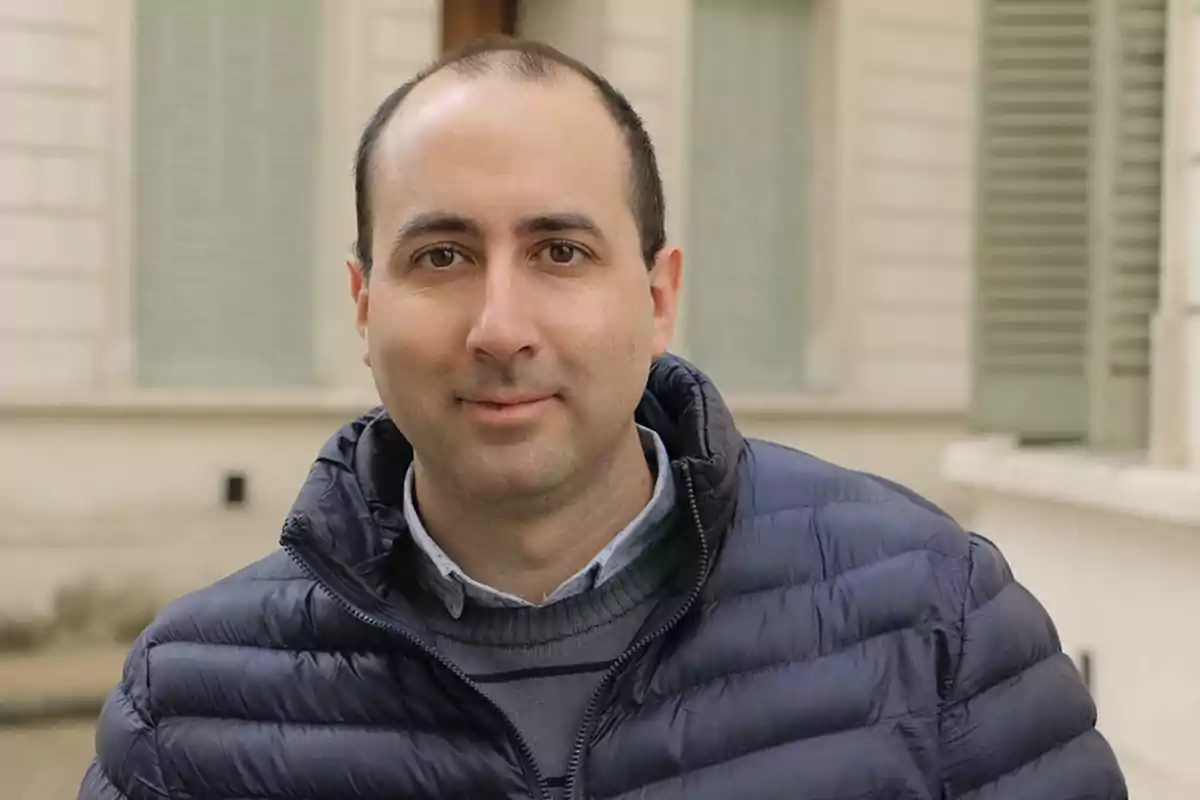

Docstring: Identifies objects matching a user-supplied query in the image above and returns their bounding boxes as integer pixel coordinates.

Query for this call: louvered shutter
[685,0,812,393]
[134,0,319,388]
[1087,0,1165,450]
[972,0,1093,441]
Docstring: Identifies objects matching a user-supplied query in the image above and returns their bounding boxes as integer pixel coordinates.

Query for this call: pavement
[1,721,96,800]
[0,645,125,723]
[0,645,127,800]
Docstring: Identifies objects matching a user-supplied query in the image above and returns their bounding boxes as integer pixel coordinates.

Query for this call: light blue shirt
[403,426,676,619]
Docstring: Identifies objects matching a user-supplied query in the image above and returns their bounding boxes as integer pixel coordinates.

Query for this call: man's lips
[457,393,556,407]
[456,393,559,423]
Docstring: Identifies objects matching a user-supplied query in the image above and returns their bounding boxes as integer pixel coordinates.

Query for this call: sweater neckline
[403,520,686,647]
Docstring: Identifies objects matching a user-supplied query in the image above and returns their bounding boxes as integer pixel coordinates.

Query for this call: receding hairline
[381,54,609,141]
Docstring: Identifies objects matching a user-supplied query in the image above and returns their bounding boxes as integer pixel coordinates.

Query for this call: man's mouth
[457,392,558,423]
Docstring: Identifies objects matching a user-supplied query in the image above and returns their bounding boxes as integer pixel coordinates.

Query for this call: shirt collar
[403,425,676,619]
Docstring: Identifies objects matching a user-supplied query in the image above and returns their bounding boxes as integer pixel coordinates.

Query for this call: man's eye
[417,247,462,270]
[543,242,583,265]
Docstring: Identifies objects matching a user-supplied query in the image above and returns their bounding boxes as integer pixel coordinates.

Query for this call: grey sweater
[401,527,683,798]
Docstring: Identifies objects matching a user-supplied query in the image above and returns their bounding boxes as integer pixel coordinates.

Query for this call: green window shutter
[685,0,813,393]
[134,0,320,388]
[973,0,1093,442]
[1087,0,1165,450]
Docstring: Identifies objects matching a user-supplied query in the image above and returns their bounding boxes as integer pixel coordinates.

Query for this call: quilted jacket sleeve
[939,534,1127,799]
[77,638,170,799]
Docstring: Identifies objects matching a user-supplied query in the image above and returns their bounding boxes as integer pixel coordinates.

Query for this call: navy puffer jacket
[80,356,1125,799]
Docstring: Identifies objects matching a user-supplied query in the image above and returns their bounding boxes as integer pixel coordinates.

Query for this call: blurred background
[0,0,1196,797]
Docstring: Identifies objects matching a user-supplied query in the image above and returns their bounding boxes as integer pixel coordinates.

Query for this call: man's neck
[412,427,654,603]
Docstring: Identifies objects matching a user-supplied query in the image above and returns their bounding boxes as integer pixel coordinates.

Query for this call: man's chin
[455,449,577,502]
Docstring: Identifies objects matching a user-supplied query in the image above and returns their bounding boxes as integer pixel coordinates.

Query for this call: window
[972,0,1166,450]
[685,0,816,394]
[133,0,320,388]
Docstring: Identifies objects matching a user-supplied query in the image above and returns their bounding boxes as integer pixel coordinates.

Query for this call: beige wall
[0,407,359,618]
[841,0,976,407]
[1183,0,1200,467]
[314,0,440,393]
[0,0,129,390]
[0,0,976,620]
[517,0,604,72]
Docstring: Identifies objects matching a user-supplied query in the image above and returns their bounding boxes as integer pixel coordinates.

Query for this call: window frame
[677,0,841,399]
[130,0,323,390]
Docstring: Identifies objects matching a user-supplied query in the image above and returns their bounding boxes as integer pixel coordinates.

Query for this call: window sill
[942,436,1200,528]
[0,389,381,420]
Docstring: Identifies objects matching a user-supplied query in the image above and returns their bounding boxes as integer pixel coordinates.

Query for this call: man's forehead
[368,68,633,227]
[375,67,626,172]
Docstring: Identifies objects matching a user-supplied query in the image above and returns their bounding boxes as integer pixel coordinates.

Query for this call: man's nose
[465,259,540,364]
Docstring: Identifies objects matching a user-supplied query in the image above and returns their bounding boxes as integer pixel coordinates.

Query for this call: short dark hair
[352,35,666,275]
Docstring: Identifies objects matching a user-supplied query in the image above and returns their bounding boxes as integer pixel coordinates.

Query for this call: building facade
[5,0,1196,793]
[0,0,978,615]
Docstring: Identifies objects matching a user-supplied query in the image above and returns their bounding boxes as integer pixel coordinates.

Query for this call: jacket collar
[280,354,744,617]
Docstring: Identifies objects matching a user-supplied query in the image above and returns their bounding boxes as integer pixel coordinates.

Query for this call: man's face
[350,69,681,500]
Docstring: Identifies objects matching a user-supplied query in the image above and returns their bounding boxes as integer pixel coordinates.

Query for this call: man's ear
[347,257,370,366]
[649,245,683,358]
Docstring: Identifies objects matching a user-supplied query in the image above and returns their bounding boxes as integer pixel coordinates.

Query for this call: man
[81,37,1126,800]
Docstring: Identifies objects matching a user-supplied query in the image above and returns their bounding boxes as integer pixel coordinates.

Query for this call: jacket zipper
[282,520,552,800]
[561,463,710,800]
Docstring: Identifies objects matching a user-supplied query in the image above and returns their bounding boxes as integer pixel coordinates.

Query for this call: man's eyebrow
[515,213,607,243]
[391,212,482,255]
